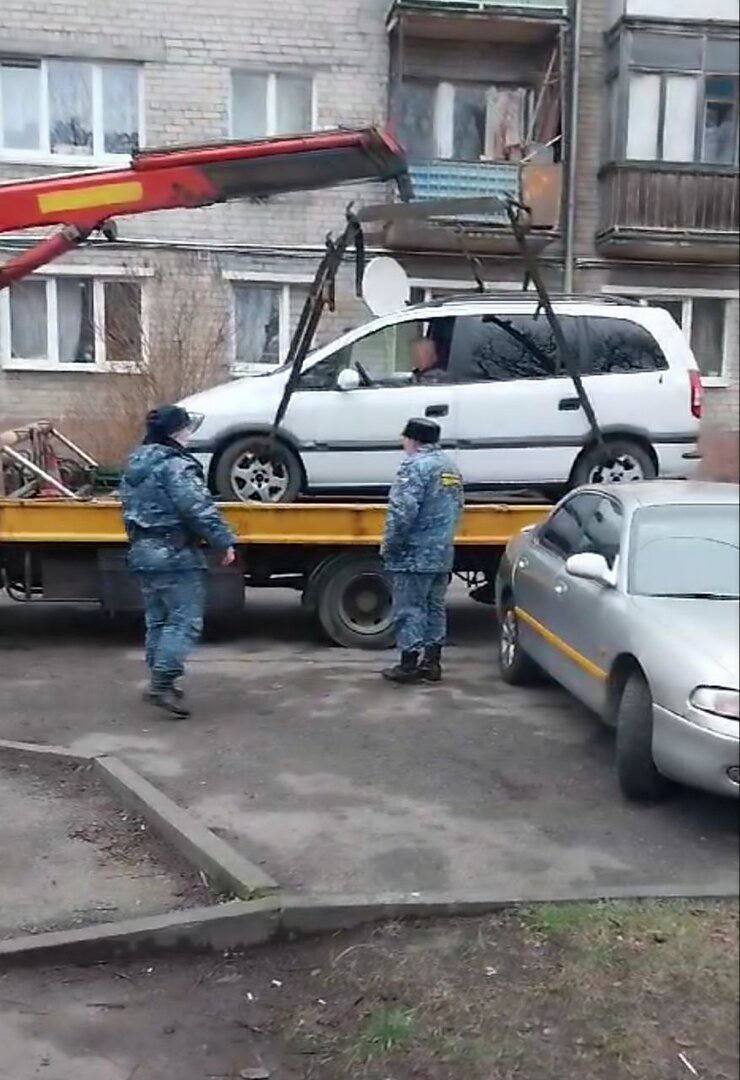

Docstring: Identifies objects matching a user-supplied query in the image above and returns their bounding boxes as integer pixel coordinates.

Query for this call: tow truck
[0,127,570,647]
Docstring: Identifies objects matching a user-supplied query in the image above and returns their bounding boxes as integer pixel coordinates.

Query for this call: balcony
[598,162,740,264]
[387,0,568,42]
[381,159,562,253]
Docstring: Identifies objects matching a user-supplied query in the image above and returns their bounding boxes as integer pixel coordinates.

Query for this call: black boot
[146,678,190,719]
[382,650,421,684]
[418,645,443,683]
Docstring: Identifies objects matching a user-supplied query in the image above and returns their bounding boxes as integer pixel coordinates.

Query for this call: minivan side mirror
[336,367,362,391]
[565,552,616,588]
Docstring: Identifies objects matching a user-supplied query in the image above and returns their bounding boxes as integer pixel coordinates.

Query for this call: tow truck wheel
[311,553,395,649]
[215,435,302,503]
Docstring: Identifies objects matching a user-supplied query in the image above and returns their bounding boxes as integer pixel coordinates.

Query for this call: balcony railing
[389,0,567,14]
[599,162,739,242]
[408,160,520,221]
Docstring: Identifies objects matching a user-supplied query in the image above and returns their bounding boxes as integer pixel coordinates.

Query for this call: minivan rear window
[585,318,668,374]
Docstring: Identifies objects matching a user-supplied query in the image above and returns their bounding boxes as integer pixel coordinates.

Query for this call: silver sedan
[495,481,739,801]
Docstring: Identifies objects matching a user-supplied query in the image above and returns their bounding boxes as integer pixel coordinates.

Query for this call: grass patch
[288,899,739,1080]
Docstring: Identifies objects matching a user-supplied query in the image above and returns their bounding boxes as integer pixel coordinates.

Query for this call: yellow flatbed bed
[0,499,547,546]
[0,498,549,648]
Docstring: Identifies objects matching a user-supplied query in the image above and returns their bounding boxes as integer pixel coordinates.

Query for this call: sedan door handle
[559,397,582,412]
[518,557,529,570]
[425,404,449,418]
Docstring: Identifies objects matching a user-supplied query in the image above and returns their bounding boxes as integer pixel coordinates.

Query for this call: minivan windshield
[629,504,740,599]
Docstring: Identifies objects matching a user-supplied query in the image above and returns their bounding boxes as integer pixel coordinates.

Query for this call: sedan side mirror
[565,552,616,588]
[336,367,361,391]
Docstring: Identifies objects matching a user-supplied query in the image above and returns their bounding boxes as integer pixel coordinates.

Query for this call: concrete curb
[0,737,90,763]
[93,756,278,900]
[281,882,740,935]
[0,899,281,965]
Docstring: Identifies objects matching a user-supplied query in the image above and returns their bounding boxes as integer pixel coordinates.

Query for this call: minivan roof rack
[415,291,643,309]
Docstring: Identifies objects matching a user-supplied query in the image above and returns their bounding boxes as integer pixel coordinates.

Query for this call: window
[0,58,141,160]
[449,314,578,382]
[579,496,624,569]
[0,275,143,370]
[398,78,533,162]
[585,318,668,375]
[233,284,282,372]
[607,294,732,382]
[539,494,602,560]
[610,28,739,165]
[231,72,313,139]
[299,318,455,389]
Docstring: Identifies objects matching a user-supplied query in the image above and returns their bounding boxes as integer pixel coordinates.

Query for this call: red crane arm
[0,128,409,287]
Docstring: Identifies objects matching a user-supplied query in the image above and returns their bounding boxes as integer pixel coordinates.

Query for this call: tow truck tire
[312,553,395,649]
[571,438,656,488]
[615,672,670,802]
[214,435,303,503]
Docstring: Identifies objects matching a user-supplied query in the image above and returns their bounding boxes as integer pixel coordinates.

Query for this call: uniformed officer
[119,405,236,718]
[380,417,464,684]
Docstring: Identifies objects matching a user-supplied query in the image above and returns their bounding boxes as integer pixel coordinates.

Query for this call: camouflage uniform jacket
[381,446,464,574]
[120,444,236,574]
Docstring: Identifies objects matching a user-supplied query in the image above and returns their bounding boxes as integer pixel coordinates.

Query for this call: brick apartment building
[0,0,737,457]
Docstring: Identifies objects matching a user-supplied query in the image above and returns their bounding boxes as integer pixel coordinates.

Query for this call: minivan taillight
[690,369,703,419]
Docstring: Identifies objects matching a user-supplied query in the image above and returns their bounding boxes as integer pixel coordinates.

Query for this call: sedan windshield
[629,504,740,598]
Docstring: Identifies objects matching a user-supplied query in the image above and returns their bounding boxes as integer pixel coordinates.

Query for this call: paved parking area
[0,588,737,900]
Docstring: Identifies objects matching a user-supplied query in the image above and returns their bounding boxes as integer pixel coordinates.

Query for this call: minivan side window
[448,314,579,383]
[585,318,668,374]
[538,493,602,559]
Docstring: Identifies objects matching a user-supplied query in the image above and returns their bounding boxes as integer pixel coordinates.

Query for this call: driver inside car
[410,337,447,384]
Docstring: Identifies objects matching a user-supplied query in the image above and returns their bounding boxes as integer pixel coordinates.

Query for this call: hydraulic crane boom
[0,127,410,288]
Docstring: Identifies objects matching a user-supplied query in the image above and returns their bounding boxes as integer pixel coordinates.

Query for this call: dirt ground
[0,757,213,940]
[1,899,737,1080]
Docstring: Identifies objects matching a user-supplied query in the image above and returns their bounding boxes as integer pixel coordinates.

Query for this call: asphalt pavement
[0,587,736,900]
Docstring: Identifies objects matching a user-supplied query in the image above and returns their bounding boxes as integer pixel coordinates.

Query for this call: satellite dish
[362,256,410,317]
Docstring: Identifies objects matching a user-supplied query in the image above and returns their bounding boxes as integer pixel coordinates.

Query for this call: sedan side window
[578,496,624,568]
[539,493,601,559]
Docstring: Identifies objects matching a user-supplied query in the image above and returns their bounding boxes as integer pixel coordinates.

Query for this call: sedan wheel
[498,604,539,685]
[615,672,670,802]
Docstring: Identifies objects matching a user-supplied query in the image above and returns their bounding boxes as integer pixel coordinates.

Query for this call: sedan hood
[631,596,740,685]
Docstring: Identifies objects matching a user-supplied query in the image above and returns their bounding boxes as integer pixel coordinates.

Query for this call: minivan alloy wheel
[587,452,645,484]
[231,451,289,502]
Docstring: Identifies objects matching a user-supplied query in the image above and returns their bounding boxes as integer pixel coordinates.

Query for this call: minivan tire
[615,672,670,802]
[214,435,303,503]
[571,438,656,488]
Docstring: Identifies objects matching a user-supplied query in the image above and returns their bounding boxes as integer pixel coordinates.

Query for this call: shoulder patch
[441,472,462,488]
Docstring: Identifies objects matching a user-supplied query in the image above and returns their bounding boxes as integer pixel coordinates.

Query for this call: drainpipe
[563,0,582,294]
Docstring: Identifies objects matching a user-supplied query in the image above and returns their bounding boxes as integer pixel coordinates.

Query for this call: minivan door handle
[426,404,449,418]
[559,397,582,412]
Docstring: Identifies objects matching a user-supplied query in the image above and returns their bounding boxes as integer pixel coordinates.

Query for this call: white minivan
[181,295,702,503]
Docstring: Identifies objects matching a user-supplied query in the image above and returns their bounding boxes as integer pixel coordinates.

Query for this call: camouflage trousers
[391,572,450,653]
[137,571,206,688]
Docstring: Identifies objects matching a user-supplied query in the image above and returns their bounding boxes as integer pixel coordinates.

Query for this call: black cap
[403,417,441,445]
[146,405,191,439]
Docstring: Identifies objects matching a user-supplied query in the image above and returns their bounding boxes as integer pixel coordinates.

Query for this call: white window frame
[0,265,153,373]
[228,71,317,139]
[0,58,145,166]
[409,278,524,303]
[224,271,314,374]
[601,284,737,386]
